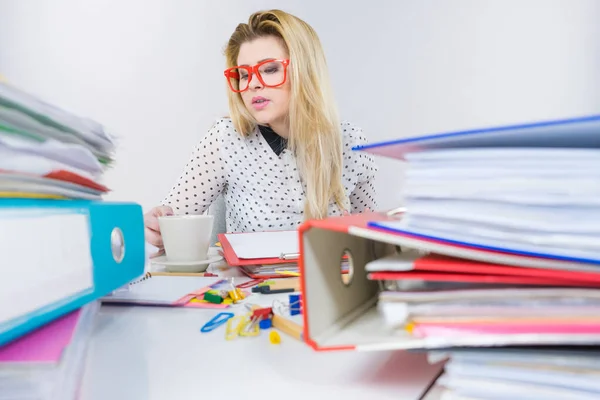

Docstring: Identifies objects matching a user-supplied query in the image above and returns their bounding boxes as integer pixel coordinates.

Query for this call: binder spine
[0,200,145,347]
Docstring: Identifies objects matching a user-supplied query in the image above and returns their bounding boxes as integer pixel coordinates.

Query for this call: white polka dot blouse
[162,118,378,233]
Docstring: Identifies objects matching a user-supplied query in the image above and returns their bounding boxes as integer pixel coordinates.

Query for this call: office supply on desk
[289,294,302,316]
[272,314,303,341]
[240,261,349,279]
[280,252,299,260]
[0,302,98,400]
[0,199,145,347]
[148,271,219,277]
[240,263,300,279]
[251,277,300,294]
[252,286,295,294]
[260,318,272,329]
[201,312,234,333]
[218,230,299,266]
[101,275,222,307]
[236,278,266,288]
[269,330,281,344]
[276,270,301,277]
[224,312,260,340]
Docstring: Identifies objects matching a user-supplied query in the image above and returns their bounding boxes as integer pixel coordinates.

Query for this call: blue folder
[354,114,600,159]
[0,199,145,347]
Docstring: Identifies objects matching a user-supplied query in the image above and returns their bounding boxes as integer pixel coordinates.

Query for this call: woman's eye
[240,74,248,80]
[264,67,279,74]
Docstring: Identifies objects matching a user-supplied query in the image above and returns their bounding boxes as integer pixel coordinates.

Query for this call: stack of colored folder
[354,115,600,398]
[0,81,145,398]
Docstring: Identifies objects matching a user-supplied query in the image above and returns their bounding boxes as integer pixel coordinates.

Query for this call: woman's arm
[161,121,227,215]
[350,178,377,213]
[341,122,378,213]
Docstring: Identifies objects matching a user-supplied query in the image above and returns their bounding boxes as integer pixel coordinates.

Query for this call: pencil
[149,271,215,277]
[275,271,300,277]
[272,314,303,341]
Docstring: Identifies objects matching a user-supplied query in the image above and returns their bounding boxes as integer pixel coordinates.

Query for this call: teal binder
[0,199,145,346]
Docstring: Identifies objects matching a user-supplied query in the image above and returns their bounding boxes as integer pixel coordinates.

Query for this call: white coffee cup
[158,215,214,262]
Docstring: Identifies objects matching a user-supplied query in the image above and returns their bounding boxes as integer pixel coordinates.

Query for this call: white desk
[79,262,444,400]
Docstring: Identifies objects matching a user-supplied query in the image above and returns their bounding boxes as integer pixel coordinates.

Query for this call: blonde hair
[224,9,348,220]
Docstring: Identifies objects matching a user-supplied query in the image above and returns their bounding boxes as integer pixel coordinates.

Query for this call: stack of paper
[428,348,600,399]
[0,302,98,400]
[0,81,114,199]
[387,148,600,263]
[358,115,600,265]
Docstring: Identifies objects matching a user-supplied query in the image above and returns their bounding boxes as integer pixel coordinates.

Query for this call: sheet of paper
[0,309,80,363]
[224,230,298,259]
[0,134,103,174]
[0,147,98,179]
[0,210,94,326]
[102,276,221,304]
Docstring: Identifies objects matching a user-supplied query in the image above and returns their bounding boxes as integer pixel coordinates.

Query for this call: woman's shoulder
[339,120,369,150]
[339,120,378,175]
[208,117,237,136]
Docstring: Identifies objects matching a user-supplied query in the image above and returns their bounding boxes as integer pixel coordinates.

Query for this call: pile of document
[355,115,600,398]
[0,81,115,199]
[427,348,600,399]
[0,302,99,400]
[386,147,600,263]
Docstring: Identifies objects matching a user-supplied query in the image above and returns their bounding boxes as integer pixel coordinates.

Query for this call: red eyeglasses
[224,59,290,93]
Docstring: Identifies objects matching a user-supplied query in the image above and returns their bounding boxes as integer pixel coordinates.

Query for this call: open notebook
[0,302,98,400]
[101,275,224,307]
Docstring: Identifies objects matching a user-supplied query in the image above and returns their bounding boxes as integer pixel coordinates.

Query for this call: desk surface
[79,259,444,400]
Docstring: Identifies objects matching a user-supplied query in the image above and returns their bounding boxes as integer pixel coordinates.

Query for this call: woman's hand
[144,205,174,250]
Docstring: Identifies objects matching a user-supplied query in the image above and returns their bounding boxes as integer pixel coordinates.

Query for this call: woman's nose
[249,72,263,90]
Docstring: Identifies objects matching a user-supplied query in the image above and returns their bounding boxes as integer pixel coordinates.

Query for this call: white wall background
[0,0,599,212]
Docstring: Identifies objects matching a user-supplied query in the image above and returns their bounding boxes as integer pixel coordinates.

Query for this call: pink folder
[0,309,80,363]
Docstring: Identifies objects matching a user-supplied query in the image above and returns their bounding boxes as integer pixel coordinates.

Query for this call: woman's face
[236,36,291,133]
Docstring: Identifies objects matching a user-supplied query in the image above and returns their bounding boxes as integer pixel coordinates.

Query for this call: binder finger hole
[340,249,354,286]
[111,227,125,263]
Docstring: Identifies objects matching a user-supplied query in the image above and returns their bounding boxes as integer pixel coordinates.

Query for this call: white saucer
[151,251,224,273]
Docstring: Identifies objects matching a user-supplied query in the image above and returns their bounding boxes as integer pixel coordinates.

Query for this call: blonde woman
[144,9,377,249]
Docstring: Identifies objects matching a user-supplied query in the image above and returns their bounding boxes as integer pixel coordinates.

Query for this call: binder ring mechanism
[386,206,406,218]
[111,227,126,263]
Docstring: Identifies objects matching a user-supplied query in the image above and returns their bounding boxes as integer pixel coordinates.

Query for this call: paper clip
[200,312,234,333]
[239,314,260,337]
[236,278,265,289]
[225,315,246,340]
